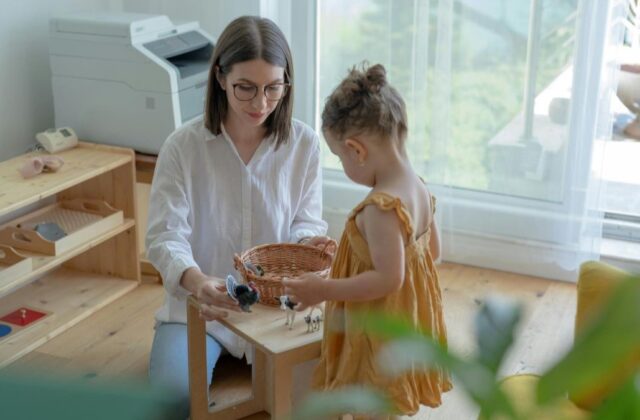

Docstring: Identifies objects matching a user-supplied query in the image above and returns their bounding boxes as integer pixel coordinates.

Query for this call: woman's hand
[282,273,327,311]
[300,236,338,259]
[195,277,243,321]
[181,268,242,321]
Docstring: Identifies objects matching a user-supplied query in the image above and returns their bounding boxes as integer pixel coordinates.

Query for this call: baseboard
[322,208,633,282]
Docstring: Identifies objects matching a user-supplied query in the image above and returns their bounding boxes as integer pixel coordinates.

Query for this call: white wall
[0,0,263,162]
[0,0,121,161]
[121,0,261,43]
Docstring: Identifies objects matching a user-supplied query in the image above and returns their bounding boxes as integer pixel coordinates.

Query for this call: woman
[146,16,329,416]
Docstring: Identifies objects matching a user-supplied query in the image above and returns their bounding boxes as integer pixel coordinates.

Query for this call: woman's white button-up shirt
[146,117,328,360]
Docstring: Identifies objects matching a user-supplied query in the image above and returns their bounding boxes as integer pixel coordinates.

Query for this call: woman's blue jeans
[149,322,222,419]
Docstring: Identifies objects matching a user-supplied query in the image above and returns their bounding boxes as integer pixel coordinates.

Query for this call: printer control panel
[144,31,210,58]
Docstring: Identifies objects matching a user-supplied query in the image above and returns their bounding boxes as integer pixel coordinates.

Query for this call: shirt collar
[214,121,276,146]
[203,119,221,142]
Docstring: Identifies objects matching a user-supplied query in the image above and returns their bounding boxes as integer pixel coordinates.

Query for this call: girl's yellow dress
[312,192,452,415]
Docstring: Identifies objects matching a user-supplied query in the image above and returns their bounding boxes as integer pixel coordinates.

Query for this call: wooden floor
[7,263,577,419]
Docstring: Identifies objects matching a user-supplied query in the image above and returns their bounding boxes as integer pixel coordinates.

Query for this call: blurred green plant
[0,371,184,420]
[294,275,640,419]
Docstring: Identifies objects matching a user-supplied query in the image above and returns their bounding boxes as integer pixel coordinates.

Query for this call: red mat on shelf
[0,307,47,327]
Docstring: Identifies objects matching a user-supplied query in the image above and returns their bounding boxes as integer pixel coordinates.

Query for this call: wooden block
[0,306,50,341]
[0,324,12,339]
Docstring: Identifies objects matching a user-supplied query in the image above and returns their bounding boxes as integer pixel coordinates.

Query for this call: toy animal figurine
[280,299,323,332]
[311,315,321,332]
[226,274,259,312]
[277,295,297,329]
[307,305,323,332]
[244,262,265,276]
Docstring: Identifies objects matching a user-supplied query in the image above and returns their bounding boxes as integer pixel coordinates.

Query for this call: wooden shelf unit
[0,142,140,367]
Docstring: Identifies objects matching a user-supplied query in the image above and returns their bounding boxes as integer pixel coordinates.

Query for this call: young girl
[283,64,452,417]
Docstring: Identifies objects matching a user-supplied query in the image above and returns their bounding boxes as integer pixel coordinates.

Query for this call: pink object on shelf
[18,156,64,179]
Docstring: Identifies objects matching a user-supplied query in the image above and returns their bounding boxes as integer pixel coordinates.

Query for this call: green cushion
[496,374,589,419]
[575,261,629,334]
[570,261,639,411]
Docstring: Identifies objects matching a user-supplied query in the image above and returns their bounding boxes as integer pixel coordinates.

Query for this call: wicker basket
[233,242,334,307]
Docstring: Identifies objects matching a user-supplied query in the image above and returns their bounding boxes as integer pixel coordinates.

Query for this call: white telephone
[36,127,78,153]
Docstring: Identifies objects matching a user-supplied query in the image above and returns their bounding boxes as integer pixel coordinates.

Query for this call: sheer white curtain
[430,0,626,280]
[318,0,626,281]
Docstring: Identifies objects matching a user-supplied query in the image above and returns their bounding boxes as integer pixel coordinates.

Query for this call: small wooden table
[187,296,323,420]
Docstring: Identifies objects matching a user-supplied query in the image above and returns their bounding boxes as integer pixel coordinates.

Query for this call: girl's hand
[282,273,327,311]
[300,236,338,260]
[195,277,242,321]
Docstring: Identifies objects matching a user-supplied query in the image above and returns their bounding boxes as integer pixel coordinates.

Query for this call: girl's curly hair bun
[322,62,407,143]
[363,63,387,93]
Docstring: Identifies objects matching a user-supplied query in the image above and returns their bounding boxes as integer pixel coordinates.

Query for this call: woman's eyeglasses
[232,83,290,101]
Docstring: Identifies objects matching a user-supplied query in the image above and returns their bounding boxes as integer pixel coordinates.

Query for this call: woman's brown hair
[204,16,294,148]
[321,63,407,144]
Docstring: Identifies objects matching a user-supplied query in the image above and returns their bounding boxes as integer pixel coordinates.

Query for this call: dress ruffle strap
[349,192,415,238]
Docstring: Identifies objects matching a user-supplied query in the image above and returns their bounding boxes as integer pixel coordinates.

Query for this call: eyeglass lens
[233,84,288,101]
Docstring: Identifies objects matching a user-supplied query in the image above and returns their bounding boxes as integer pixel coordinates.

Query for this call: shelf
[0,141,139,367]
[0,219,135,298]
[0,199,123,256]
[0,142,132,218]
[0,245,32,289]
[0,267,138,367]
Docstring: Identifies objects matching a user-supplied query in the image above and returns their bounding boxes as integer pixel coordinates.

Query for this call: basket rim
[237,242,329,257]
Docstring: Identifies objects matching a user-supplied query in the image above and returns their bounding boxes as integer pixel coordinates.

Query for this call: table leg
[266,342,321,419]
[187,297,209,420]
[269,352,294,419]
[253,347,267,408]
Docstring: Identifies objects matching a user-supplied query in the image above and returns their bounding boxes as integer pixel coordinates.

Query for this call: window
[600,1,640,246]
[318,0,577,198]
[315,0,631,279]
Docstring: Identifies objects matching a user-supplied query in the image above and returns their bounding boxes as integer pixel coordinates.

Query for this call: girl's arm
[284,204,405,308]
[429,217,441,262]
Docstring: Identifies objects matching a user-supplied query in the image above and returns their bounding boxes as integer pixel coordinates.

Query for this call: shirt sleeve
[145,140,198,299]
[290,135,329,242]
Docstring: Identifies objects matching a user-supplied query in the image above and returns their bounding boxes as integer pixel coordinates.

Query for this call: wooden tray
[0,199,123,256]
[0,245,32,290]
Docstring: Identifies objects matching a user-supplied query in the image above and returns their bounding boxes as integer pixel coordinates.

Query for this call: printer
[49,12,215,154]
